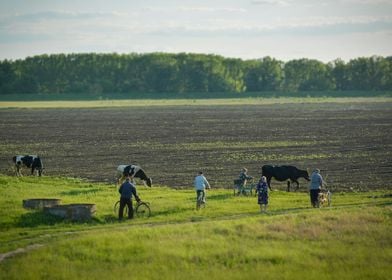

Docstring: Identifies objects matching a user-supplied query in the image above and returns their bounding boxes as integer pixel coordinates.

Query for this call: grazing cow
[116,164,152,187]
[13,155,43,176]
[261,165,310,191]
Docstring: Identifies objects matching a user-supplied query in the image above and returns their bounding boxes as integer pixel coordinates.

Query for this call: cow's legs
[287,181,291,192]
[293,180,300,191]
[117,174,125,185]
[15,165,22,177]
[267,177,272,191]
[117,174,135,185]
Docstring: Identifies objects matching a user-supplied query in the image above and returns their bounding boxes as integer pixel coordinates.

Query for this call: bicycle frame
[114,200,151,218]
[196,190,205,210]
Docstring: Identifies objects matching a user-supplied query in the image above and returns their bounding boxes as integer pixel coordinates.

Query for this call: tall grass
[0,175,391,279]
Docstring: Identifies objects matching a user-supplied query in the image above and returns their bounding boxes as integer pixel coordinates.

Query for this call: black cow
[116,164,152,187]
[261,165,310,191]
[13,155,43,177]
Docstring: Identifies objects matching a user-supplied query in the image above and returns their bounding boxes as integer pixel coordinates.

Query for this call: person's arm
[204,177,211,189]
[131,185,141,202]
[118,184,123,195]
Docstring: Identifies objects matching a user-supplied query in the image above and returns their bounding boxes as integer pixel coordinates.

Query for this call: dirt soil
[0,102,391,190]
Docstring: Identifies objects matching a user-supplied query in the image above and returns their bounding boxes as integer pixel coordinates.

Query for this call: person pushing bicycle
[194,171,211,209]
[118,176,141,220]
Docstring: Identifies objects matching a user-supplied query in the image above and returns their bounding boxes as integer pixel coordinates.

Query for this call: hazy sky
[0,0,391,62]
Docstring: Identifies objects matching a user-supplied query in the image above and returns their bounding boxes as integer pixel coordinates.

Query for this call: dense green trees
[0,53,391,96]
[244,57,283,91]
[283,59,335,91]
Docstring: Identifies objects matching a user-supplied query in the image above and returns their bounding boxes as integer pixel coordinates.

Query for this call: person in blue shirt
[309,169,323,208]
[194,171,211,208]
[118,176,140,220]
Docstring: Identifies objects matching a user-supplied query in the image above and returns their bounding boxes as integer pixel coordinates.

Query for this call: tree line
[0,53,391,96]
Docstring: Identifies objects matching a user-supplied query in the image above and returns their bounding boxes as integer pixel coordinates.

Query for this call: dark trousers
[119,197,134,219]
[196,190,206,202]
[310,189,320,207]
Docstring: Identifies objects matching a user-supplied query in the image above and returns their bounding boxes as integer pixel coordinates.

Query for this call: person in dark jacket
[236,168,253,195]
[256,176,269,213]
[118,177,140,220]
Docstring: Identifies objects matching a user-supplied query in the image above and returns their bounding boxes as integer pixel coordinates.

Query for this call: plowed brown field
[1,101,391,190]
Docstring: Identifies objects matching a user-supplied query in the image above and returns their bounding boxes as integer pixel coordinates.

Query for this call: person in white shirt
[194,171,211,208]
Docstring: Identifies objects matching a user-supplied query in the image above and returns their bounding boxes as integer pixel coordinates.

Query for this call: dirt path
[0,244,44,263]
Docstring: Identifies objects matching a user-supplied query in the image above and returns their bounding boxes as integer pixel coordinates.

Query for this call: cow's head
[301,170,310,181]
[37,167,44,176]
[33,157,44,176]
[134,168,152,187]
[145,177,152,187]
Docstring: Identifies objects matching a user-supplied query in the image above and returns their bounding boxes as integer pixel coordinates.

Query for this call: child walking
[256,176,269,213]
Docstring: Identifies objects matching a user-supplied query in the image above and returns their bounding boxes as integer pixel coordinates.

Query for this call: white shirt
[194,175,210,191]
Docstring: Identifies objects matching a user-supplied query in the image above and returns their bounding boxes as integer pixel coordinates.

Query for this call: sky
[0,0,391,62]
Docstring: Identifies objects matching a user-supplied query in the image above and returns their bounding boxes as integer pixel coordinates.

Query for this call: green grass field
[0,175,391,279]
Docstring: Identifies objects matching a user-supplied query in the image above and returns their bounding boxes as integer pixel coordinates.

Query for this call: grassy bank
[1,96,391,108]
[0,91,391,102]
[0,175,391,279]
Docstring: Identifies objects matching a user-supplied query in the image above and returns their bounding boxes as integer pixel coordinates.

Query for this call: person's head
[261,176,267,182]
[198,171,203,175]
[125,176,130,181]
[313,169,320,173]
[242,168,247,173]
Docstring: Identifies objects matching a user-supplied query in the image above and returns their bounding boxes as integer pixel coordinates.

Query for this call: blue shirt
[309,172,323,190]
[119,181,138,199]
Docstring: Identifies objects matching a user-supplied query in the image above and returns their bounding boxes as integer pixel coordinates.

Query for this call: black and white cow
[116,164,152,187]
[13,155,43,176]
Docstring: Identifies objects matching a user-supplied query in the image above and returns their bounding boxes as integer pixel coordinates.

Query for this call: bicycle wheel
[135,202,151,218]
[196,199,201,210]
[114,201,128,216]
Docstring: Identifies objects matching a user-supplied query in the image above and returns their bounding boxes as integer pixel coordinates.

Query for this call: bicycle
[318,190,332,207]
[114,200,151,218]
[233,179,256,196]
[196,190,206,210]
